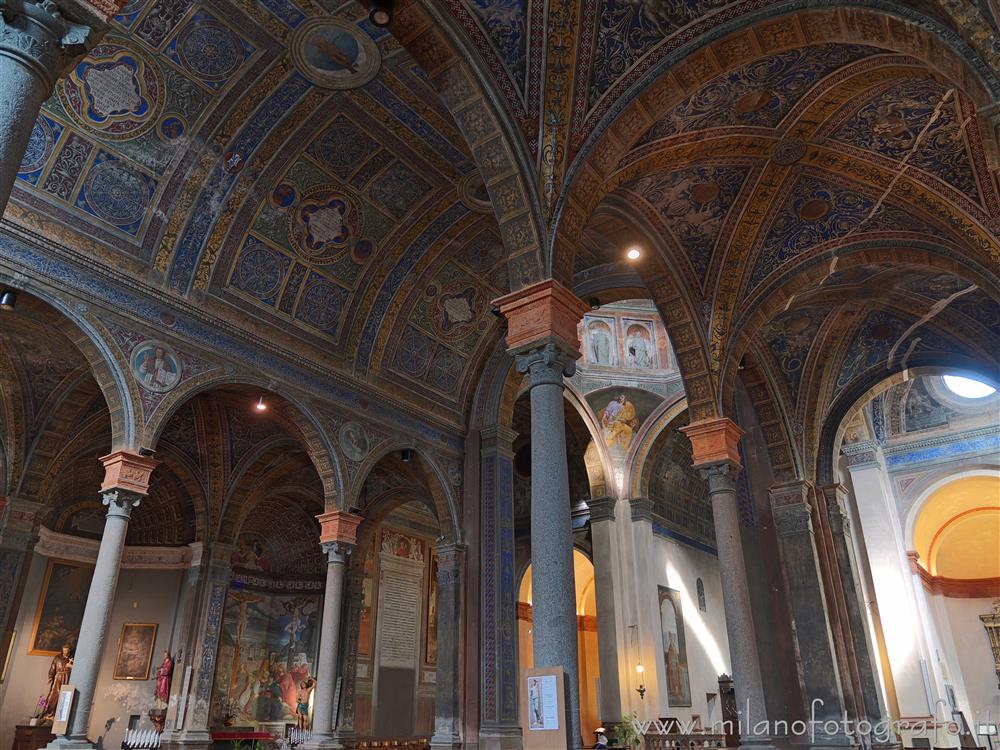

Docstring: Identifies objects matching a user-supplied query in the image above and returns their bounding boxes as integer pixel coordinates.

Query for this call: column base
[739,738,778,750]
[299,738,345,750]
[430,732,463,750]
[44,739,96,750]
[478,725,523,750]
[159,730,213,750]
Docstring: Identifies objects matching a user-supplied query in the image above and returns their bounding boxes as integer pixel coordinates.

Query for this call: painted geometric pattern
[836,310,961,394]
[624,164,750,283]
[760,307,828,404]
[589,0,731,107]
[751,175,949,289]
[833,78,979,199]
[75,150,158,236]
[164,10,255,90]
[637,44,879,143]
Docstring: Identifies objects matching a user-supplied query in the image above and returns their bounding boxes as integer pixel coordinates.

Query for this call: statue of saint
[154,651,174,706]
[44,645,73,717]
[296,677,315,730]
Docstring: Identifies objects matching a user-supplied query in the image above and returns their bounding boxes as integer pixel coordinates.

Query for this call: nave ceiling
[1,0,998,481]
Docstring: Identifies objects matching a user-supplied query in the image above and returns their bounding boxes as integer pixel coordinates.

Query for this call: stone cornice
[587,496,616,523]
[0,227,465,453]
[883,425,1000,469]
[35,526,191,568]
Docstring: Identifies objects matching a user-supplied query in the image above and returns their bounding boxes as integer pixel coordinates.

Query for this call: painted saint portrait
[113,622,158,680]
[598,394,639,454]
[232,533,270,572]
[131,340,181,393]
[339,421,369,462]
[658,586,691,706]
[625,323,655,369]
[30,559,94,655]
[585,320,615,366]
[293,19,380,90]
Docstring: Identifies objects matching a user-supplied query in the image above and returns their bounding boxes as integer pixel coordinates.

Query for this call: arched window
[696,578,706,612]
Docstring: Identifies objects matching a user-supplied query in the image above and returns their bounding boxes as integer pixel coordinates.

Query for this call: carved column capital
[588,496,616,523]
[493,278,588,355]
[0,0,106,90]
[769,480,815,537]
[100,450,158,496]
[697,461,739,496]
[101,488,142,518]
[322,540,354,565]
[317,508,364,547]
[840,439,882,470]
[515,341,577,387]
[821,484,851,535]
[480,424,518,455]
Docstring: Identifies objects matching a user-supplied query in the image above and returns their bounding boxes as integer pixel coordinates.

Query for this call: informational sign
[979,724,998,735]
[51,684,75,735]
[526,674,559,730]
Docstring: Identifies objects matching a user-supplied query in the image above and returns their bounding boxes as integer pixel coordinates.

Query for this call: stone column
[769,481,849,748]
[431,542,466,750]
[478,425,520,749]
[160,543,234,750]
[48,450,157,749]
[822,484,898,749]
[0,0,107,215]
[588,496,623,723]
[496,279,589,750]
[306,510,363,750]
[680,419,773,750]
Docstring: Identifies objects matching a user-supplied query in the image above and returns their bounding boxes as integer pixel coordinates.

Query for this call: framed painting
[113,623,158,680]
[425,551,438,665]
[658,586,692,706]
[29,558,94,656]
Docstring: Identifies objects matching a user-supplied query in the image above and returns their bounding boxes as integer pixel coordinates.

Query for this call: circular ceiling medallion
[289,186,363,263]
[20,116,55,174]
[799,198,830,221]
[176,19,246,83]
[459,173,492,213]
[784,314,812,334]
[690,182,720,204]
[771,138,807,166]
[59,38,164,141]
[291,18,381,90]
[735,89,772,114]
[84,158,151,226]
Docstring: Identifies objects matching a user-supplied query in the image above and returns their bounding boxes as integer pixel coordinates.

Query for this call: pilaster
[587,496,622,722]
[431,542,467,750]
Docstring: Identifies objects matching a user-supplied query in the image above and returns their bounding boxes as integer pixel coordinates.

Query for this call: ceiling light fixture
[255,396,268,412]
[369,0,393,27]
[0,290,16,310]
[400,448,413,462]
[589,297,601,310]
[626,246,642,261]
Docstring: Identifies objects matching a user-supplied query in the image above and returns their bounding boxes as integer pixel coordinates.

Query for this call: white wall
[647,533,731,727]
[0,554,184,750]
[937,597,1000,732]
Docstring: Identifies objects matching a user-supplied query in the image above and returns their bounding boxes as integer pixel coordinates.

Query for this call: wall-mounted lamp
[635,664,646,700]
[0,290,16,310]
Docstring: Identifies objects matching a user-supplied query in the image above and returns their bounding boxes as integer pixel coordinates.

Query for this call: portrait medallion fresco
[59,39,164,141]
[291,18,381,90]
[130,340,182,393]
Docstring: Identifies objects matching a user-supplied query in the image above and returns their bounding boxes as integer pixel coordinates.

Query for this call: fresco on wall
[586,319,616,366]
[587,388,662,460]
[425,551,438,665]
[213,590,321,723]
[232,533,270,572]
[658,586,691,706]
[359,543,376,656]
[30,559,94,655]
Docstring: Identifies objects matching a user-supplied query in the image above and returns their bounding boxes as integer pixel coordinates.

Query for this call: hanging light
[635,664,646,700]
[0,290,16,310]
[626,246,642,261]
[254,396,268,412]
[369,0,393,26]
[400,448,413,462]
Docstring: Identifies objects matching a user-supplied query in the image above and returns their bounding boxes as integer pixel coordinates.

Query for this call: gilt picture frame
[29,558,94,656]
[113,622,158,680]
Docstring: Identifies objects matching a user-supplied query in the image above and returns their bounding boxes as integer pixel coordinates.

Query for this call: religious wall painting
[213,590,321,724]
[232,533,270,572]
[29,559,95,655]
[130,340,181,393]
[425,551,438,665]
[359,543,377,656]
[658,586,691,706]
[339,421,369,462]
[585,318,616,366]
[112,622,158,680]
[588,388,662,460]
[291,18,381,90]
[624,321,656,369]
[381,529,424,562]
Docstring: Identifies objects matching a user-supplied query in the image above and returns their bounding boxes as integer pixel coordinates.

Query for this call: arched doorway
[518,550,601,739]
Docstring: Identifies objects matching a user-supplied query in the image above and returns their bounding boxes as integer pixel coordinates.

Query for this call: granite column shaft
[431,542,466,750]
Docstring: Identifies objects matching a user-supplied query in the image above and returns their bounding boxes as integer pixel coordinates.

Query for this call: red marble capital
[317,509,364,546]
[680,417,744,468]
[493,279,589,354]
[100,450,159,495]
[906,550,923,575]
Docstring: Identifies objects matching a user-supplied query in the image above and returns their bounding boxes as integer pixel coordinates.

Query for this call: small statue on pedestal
[296,677,315,730]
[43,644,73,719]
[149,650,174,732]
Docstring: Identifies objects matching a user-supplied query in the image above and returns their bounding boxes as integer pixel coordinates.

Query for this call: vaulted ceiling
[5,0,999,472]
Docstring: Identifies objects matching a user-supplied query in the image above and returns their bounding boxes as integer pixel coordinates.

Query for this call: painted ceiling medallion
[291,18,381,90]
[771,138,807,166]
[59,39,164,141]
[690,182,720,204]
[290,187,363,263]
[432,283,481,341]
[798,198,830,221]
[735,89,772,114]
